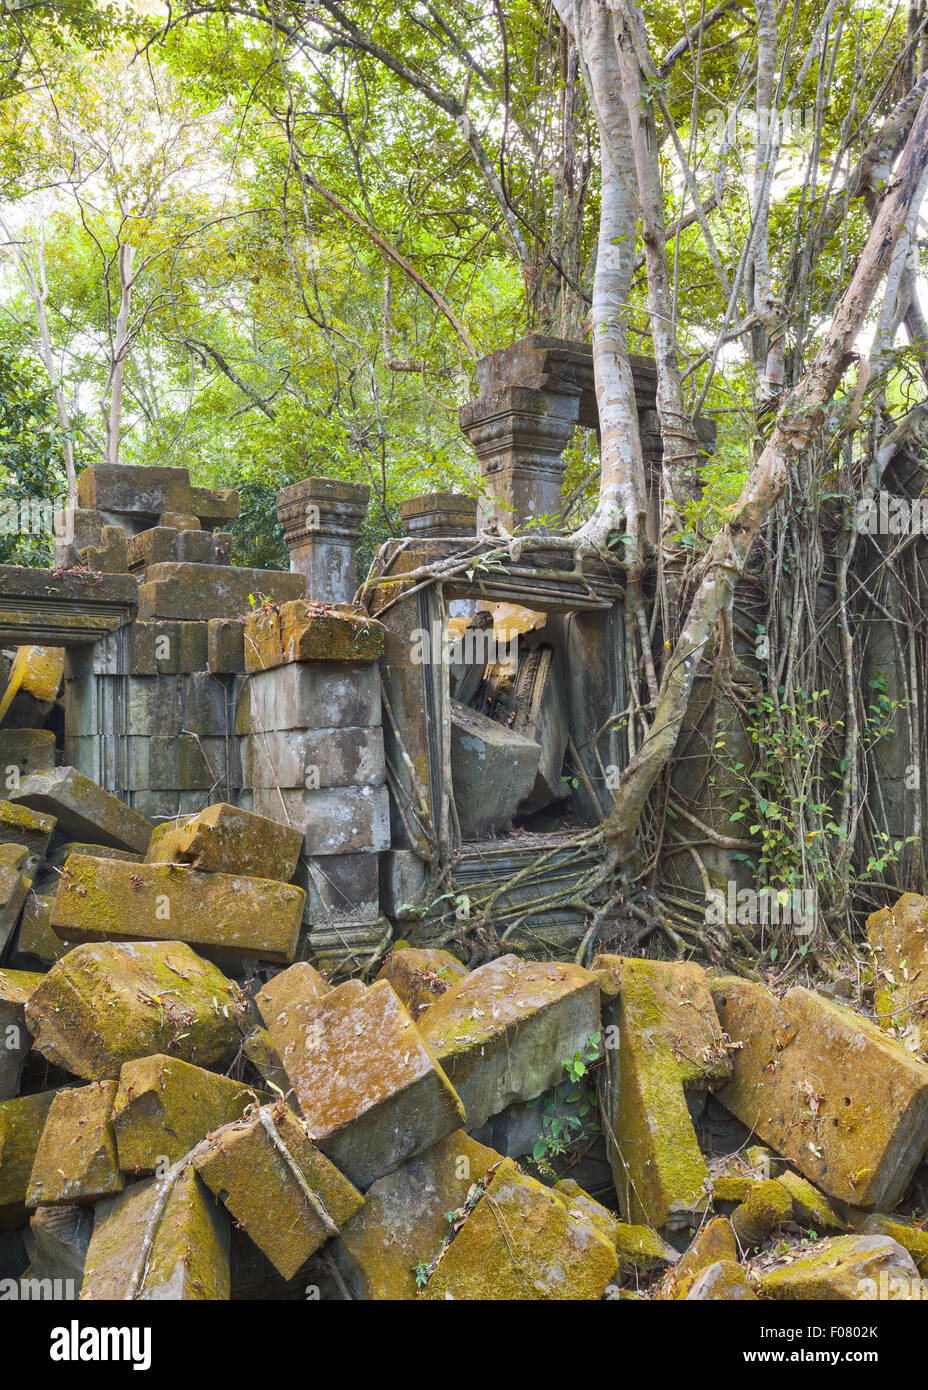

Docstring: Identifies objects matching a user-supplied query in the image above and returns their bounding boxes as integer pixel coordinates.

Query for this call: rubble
[595,955,730,1231]
[9,766,151,854]
[759,1234,924,1300]
[26,1082,123,1206]
[80,1163,230,1300]
[418,1157,618,1300]
[710,975,928,1208]
[49,854,304,963]
[192,1102,363,1279]
[113,1056,259,1173]
[265,978,465,1188]
[25,941,247,1080]
[418,954,601,1130]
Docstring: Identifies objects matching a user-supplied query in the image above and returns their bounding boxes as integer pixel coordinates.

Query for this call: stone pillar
[399,492,477,539]
[276,477,370,604]
[459,387,579,531]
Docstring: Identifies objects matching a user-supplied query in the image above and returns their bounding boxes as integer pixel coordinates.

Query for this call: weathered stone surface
[552,1178,619,1247]
[25,941,246,1081]
[268,978,465,1189]
[81,1163,230,1300]
[295,852,381,927]
[0,1090,57,1225]
[50,854,304,964]
[78,463,240,529]
[243,727,386,790]
[867,893,928,1054]
[778,1169,845,1231]
[253,961,331,1031]
[138,562,304,621]
[730,1178,793,1247]
[27,1081,123,1206]
[0,843,30,955]
[207,617,245,674]
[856,1212,928,1274]
[254,785,390,856]
[244,601,385,674]
[145,802,302,882]
[761,1234,924,1300]
[25,1204,93,1286]
[234,661,381,734]
[114,1055,258,1173]
[420,955,600,1130]
[667,1217,738,1298]
[0,799,56,868]
[450,701,541,839]
[0,728,56,780]
[376,945,468,1021]
[332,1129,500,1299]
[593,956,730,1231]
[193,1102,363,1280]
[711,976,928,1209]
[128,619,209,676]
[420,1157,617,1300]
[0,967,40,1100]
[9,766,152,854]
[685,1260,758,1300]
[15,880,70,963]
[614,1221,679,1271]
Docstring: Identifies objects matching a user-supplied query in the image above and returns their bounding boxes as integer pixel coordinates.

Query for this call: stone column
[399,492,478,539]
[459,387,580,531]
[276,477,370,604]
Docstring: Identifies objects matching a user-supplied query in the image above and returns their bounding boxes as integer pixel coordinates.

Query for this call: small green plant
[412,1261,431,1289]
[530,1031,602,1172]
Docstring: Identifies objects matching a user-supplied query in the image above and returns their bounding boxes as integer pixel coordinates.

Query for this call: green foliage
[529,1032,602,1175]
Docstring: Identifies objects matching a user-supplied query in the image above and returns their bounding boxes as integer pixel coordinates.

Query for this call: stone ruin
[3,335,928,1300]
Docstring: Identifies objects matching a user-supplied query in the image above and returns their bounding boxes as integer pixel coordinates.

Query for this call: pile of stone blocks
[5,903,928,1301]
[236,600,390,970]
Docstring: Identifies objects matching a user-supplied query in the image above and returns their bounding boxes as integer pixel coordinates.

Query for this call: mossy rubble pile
[3,784,928,1298]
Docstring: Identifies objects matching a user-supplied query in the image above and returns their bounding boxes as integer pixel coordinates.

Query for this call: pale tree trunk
[552,0,647,563]
[103,242,134,466]
[610,0,704,626]
[0,216,78,510]
[601,86,928,858]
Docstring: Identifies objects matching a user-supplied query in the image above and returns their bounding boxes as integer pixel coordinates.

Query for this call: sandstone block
[114,1055,258,1174]
[595,955,730,1231]
[9,766,152,854]
[80,1164,229,1300]
[26,1081,123,1206]
[234,661,380,734]
[0,967,40,1100]
[243,727,385,789]
[50,854,303,964]
[420,954,601,1131]
[144,802,302,882]
[420,1157,617,1300]
[268,978,465,1188]
[25,941,246,1081]
[761,1234,924,1300]
[332,1130,500,1299]
[137,562,304,621]
[711,976,928,1209]
[193,1102,363,1280]
[244,601,385,673]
